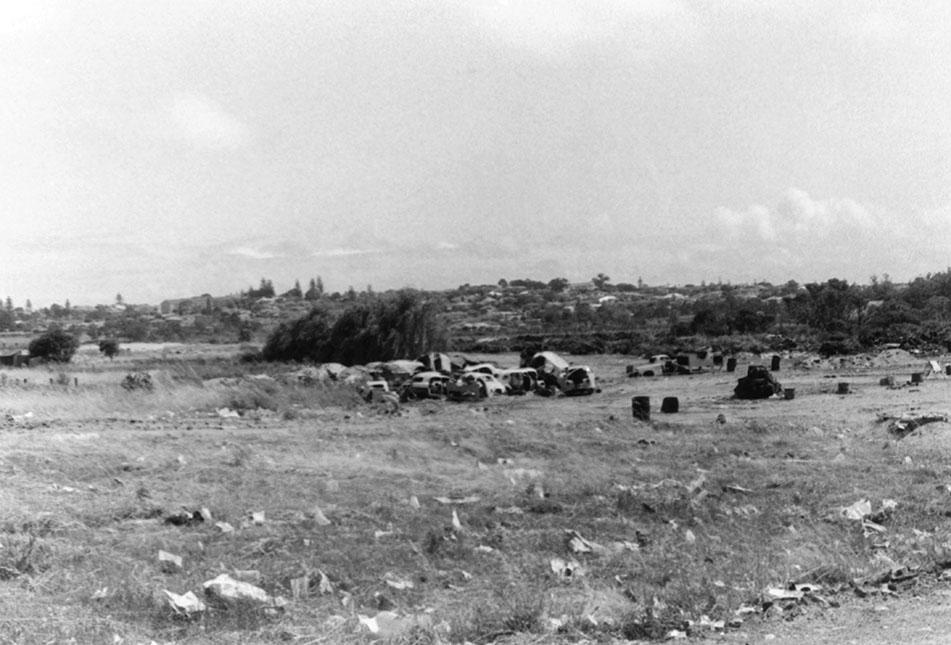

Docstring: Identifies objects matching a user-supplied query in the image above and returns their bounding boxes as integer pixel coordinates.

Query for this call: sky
[2,0,951,306]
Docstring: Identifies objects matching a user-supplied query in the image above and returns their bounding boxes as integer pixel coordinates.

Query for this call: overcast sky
[2,1,950,305]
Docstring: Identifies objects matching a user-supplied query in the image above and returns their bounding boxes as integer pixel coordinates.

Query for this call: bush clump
[262,290,447,364]
[28,329,78,363]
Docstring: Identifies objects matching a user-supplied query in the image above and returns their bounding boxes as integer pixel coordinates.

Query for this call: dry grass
[0,352,949,642]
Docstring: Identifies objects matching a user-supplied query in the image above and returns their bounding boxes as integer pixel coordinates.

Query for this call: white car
[400,371,451,401]
[464,363,504,378]
[626,354,672,377]
[468,372,506,396]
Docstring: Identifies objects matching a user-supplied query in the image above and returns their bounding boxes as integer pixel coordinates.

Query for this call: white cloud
[170,94,250,150]
[467,0,701,60]
[0,0,66,36]
[228,246,278,260]
[717,189,877,242]
[312,248,377,258]
[846,11,906,46]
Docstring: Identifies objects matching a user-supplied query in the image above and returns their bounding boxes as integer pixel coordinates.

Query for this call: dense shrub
[98,338,120,359]
[28,329,78,363]
[262,290,448,364]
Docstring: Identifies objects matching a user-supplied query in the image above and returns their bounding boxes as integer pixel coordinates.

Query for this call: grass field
[1,346,950,643]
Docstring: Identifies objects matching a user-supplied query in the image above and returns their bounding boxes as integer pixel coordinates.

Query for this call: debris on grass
[836,498,897,529]
[762,583,832,610]
[309,505,332,526]
[163,589,206,617]
[358,611,430,638]
[215,521,234,533]
[878,411,949,438]
[203,573,286,611]
[550,557,582,581]
[243,511,265,527]
[164,507,212,527]
[434,495,481,504]
[408,495,421,509]
[839,499,873,521]
[231,569,262,583]
[384,573,414,590]
[158,550,183,573]
[216,407,241,418]
[318,570,334,594]
[451,509,463,532]
[723,484,754,494]
[290,575,308,600]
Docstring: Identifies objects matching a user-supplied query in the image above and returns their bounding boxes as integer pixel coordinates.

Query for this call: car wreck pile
[349,351,598,404]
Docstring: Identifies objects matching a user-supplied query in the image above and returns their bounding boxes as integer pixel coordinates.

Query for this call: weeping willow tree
[262,290,448,364]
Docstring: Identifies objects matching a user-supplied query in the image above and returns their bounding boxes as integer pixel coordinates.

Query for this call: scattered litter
[763,583,832,609]
[215,521,234,534]
[836,498,897,531]
[686,472,706,494]
[91,587,109,601]
[474,545,496,554]
[434,495,481,505]
[766,587,804,601]
[684,529,696,544]
[216,408,241,418]
[408,495,420,509]
[666,629,687,639]
[374,529,395,539]
[249,511,266,525]
[158,550,183,573]
[695,615,725,631]
[358,611,398,635]
[384,574,414,590]
[879,412,949,438]
[203,573,286,610]
[357,611,426,638]
[723,484,753,494]
[232,569,261,583]
[839,499,873,521]
[164,507,212,527]
[309,505,331,526]
[163,589,206,616]
[318,570,334,594]
[550,557,583,581]
[451,509,463,532]
[290,575,309,600]
[564,529,612,556]
[505,467,542,481]
[493,505,524,515]
[565,530,597,554]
